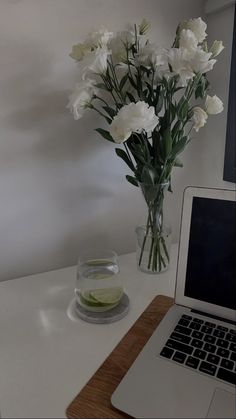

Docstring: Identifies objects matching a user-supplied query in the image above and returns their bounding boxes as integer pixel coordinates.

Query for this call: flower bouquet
[68,17,224,273]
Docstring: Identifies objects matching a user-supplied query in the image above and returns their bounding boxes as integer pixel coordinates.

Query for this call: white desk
[0,246,177,419]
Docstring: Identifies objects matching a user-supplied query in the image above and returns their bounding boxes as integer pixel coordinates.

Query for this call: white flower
[179,29,198,52]
[109,30,135,64]
[210,40,224,57]
[138,43,167,68]
[70,43,91,61]
[110,101,159,143]
[168,48,195,86]
[110,120,132,143]
[184,17,207,43]
[190,49,216,74]
[69,26,113,63]
[86,26,113,49]
[205,95,224,114]
[192,106,208,132]
[87,47,111,74]
[67,80,97,120]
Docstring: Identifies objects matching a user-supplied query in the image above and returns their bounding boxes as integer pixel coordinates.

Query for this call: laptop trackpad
[207,388,236,418]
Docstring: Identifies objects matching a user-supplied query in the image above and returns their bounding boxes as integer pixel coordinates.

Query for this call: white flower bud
[205,95,224,114]
[210,40,224,57]
[192,107,208,132]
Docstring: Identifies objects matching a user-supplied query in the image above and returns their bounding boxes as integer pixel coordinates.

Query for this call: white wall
[196,2,235,186]
[0,0,215,282]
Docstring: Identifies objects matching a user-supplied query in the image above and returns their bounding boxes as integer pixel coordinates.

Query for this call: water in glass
[75,250,123,312]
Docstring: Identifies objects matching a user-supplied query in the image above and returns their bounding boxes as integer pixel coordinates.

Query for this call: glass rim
[77,248,118,263]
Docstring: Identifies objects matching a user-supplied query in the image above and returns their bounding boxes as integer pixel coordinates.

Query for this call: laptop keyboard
[160,314,236,386]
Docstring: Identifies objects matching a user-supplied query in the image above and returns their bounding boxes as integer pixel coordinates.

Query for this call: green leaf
[163,129,172,157]
[170,103,176,121]
[195,75,210,99]
[102,106,117,118]
[115,148,135,171]
[95,83,108,90]
[128,76,137,89]
[178,101,189,121]
[119,73,129,90]
[126,92,136,102]
[171,136,188,157]
[126,175,139,187]
[130,148,146,164]
[155,90,163,113]
[141,165,157,185]
[172,120,182,142]
[139,181,159,203]
[95,128,114,142]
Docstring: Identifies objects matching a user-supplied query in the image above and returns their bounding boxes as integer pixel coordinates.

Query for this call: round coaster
[74,293,130,324]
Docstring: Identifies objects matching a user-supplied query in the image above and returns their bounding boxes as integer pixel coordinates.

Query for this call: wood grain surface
[66,295,174,419]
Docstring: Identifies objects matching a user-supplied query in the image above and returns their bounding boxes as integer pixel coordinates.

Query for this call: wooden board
[66,295,173,419]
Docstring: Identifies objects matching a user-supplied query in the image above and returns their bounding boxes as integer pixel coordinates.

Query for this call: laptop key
[207,354,220,365]
[220,359,234,370]
[217,368,236,385]
[226,333,236,343]
[173,351,187,364]
[205,321,216,328]
[170,332,191,344]
[174,325,192,336]
[190,322,201,331]
[193,318,204,324]
[230,352,236,362]
[213,329,225,338]
[204,334,216,344]
[217,339,229,349]
[192,331,204,340]
[203,343,216,353]
[229,343,236,352]
[199,361,217,376]
[193,349,207,360]
[160,347,174,359]
[191,339,203,349]
[178,319,190,327]
[216,348,229,358]
[185,356,200,369]
[201,326,213,334]
[165,339,193,355]
[230,329,236,336]
[217,325,228,332]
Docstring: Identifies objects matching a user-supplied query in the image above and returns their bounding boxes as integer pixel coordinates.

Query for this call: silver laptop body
[111,187,236,418]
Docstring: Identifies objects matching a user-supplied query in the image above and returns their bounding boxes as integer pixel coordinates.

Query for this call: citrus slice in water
[90,287,123,305]
[79,290,105,307]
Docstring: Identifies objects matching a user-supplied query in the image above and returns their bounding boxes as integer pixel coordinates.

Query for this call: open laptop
[111,186,236,418]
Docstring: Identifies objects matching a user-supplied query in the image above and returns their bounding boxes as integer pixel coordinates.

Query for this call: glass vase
[135,182,172,274]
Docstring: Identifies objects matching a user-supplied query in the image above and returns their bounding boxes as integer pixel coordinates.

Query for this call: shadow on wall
[1,37,111,164]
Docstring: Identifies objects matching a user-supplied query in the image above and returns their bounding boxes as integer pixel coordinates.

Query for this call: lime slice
[79,291,105,307]
[90,287,123,305]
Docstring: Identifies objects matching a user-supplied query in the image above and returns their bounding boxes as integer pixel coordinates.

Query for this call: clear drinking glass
[75,249,123,312]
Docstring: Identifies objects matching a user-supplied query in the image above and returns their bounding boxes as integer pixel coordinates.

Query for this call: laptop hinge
[191,308,236,326]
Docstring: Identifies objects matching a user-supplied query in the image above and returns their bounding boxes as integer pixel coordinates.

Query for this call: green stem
[148,236,155,269]
[90,105,111,120]
[138,210,151,266]
[160,235,170,262]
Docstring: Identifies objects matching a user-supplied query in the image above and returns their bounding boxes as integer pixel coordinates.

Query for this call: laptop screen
[184,197,236,310]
